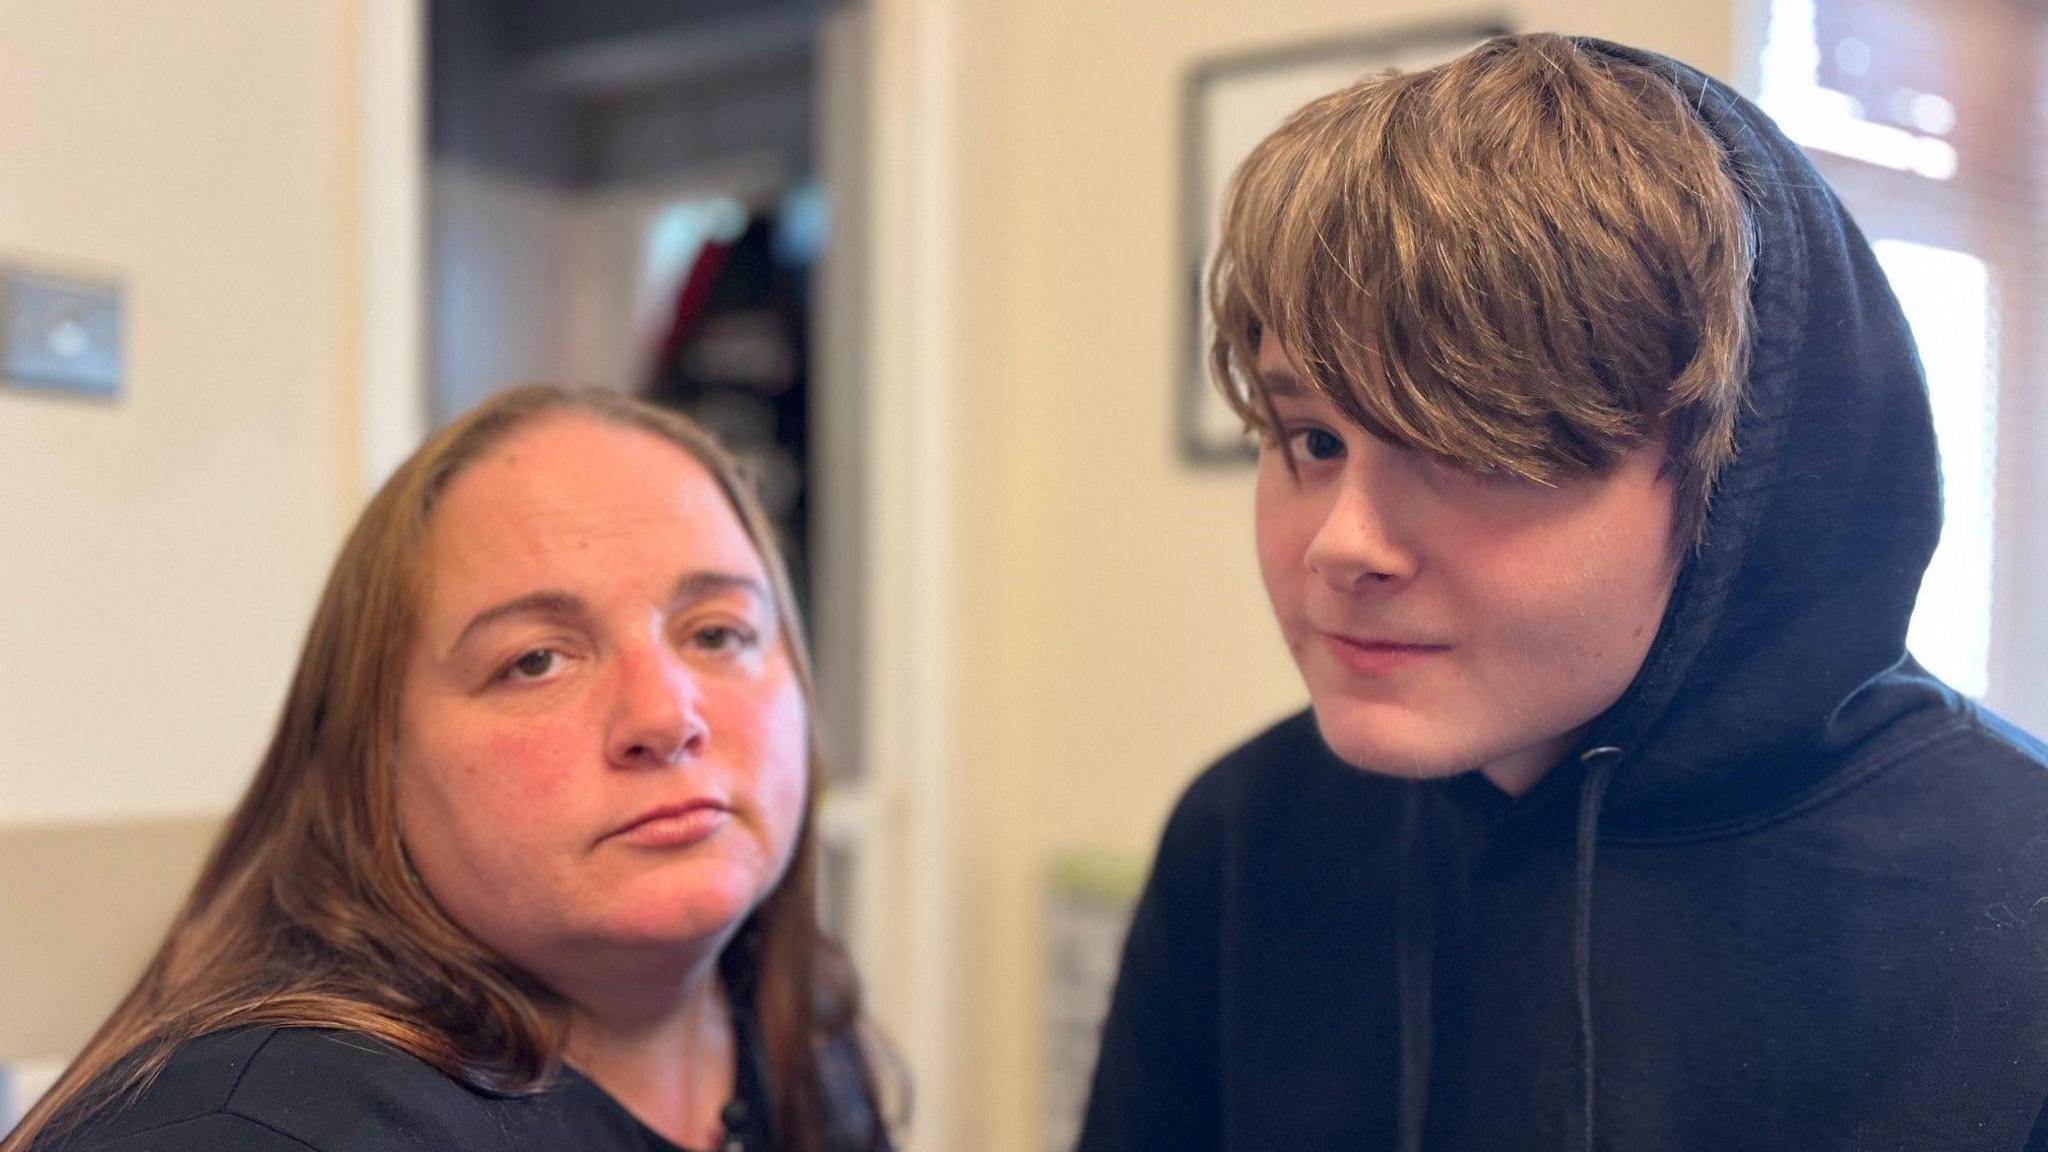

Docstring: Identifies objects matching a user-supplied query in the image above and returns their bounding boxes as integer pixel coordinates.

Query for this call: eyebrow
[446,569,771,656]
[1258,367,1307,398]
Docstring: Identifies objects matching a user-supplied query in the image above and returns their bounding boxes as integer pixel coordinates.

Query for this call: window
[1760,0,2045,716]
[1873,240,1998,695]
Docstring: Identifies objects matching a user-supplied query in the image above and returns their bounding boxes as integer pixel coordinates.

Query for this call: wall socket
[2,266,124,399]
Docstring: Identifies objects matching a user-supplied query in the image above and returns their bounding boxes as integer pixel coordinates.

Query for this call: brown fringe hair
[5,386,890,1152]
[1212,33,1755,551]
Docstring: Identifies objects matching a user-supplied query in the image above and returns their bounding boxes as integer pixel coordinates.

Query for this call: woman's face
[394,413,807,993]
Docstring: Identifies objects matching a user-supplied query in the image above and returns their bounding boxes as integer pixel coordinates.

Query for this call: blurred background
[1,2,2041,1151]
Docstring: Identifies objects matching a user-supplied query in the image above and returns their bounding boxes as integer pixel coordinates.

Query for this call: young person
[1078,33,2048,1151]
[7,388,894,1152]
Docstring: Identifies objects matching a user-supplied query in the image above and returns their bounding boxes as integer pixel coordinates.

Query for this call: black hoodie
[1076,38,2048,1152]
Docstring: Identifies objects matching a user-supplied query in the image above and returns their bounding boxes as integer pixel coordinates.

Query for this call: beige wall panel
[0,816,220,1059]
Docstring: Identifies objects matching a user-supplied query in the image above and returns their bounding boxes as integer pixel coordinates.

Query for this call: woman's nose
[606,647,709,769]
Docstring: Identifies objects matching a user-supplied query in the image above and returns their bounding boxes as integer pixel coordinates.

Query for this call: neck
[1480,731,1575,796]
[562,959,737,1150]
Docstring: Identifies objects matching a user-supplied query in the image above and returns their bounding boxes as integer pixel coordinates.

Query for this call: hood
[1390,39,1951,1152]
[1521,37,1946,838]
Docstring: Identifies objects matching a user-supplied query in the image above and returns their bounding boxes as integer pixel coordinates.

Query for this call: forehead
[424,414,764,605]
[1254,327,1295,380]
[1253,328,1388,392]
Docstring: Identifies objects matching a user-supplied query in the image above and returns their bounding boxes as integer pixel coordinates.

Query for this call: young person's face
[394,414,808,994]
[1253,334,1679,794]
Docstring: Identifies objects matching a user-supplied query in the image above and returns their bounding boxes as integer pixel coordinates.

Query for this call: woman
[5,387,894,1152]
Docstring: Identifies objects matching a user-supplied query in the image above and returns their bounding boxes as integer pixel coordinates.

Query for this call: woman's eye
[504,648,557,681]
[691,624,758,654]
[1288,427,1346,462]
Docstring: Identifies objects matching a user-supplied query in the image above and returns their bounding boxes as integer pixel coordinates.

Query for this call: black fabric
[1077,38,2048,1152]
[38,1020,778,1152]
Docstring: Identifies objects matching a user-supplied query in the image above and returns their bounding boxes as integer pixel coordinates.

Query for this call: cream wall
[0,1,357,825]
[0,0,368,1058]
[929,4,1743,1150]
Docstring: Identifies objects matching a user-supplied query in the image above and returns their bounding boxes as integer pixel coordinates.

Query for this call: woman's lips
[1321,633,1451,676]
[604,801,732,848]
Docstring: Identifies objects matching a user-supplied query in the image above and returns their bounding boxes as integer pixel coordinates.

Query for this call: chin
[612,872,775,945]
[1308,696,1484,780]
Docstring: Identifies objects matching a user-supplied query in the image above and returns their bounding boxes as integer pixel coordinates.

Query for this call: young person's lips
[603,800,733,848]
[1320,632,1452,676]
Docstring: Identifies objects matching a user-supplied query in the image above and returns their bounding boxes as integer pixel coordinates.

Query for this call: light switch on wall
[2,266,124,399]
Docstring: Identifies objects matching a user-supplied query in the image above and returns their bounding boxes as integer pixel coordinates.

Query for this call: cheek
[722,668,810,844]
[399,708,587,847]
[1253,459,1312,604]
[1564,496,1679,660]
[1477,528,1675,698]
[471,725,583,811]
[1590,554,1676,664]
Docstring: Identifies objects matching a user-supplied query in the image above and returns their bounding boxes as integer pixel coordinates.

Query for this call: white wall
[0,1,358,827]
[0,0,382,1064]
[431,164,585,413]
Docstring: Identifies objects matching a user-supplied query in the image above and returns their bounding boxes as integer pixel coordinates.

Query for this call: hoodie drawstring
[1396,782,1434,1152]
[1396,748,1622,1152]
[1571,746,1623,1152]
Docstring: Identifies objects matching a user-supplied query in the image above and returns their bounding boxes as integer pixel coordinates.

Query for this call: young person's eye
[1286,427,1346,462]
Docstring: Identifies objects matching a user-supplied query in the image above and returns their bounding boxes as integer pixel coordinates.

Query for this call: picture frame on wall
[1177,21,1509,464]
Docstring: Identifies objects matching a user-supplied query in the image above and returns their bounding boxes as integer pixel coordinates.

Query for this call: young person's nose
[1304,463,1418,591]
[606,643,709,769]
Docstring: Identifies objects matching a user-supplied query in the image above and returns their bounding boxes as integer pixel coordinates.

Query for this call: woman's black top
[38,1022,775,1152]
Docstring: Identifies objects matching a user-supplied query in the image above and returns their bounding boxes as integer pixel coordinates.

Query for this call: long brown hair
[1211,33,1754,552]
[5,386,887,1152]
